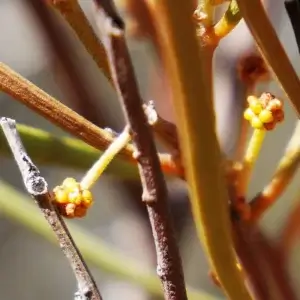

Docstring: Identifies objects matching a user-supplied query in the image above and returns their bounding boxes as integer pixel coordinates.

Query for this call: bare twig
[0,63,180,176]
[93,1,188,299]
[0,118,102,300]
[26,0,104,125]
[143,101,180,156]
[47,0,112,81]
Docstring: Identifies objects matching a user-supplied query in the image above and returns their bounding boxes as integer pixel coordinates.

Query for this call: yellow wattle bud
[259,110,274,123]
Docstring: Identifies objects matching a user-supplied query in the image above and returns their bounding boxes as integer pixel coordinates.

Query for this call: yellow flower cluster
[244,93,284,130]
[53,178,93,218]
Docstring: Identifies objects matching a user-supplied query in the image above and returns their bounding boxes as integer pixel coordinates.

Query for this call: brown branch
[234,221,297,300]
[93,1,188,299]
[47,0,112,82]
[143,101,180,156]
[26,0,104,125]
[0,62,180,177]
[233,222,271,300]
[0,117,102,300]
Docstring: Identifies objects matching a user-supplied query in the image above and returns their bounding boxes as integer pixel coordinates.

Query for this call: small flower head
[53,177,93,218]
[244,93,284,131]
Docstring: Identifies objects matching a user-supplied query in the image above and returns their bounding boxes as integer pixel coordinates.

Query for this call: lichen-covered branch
[0,181,217,300]
[0,118,102,300]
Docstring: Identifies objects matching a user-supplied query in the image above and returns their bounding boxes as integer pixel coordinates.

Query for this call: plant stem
[236,129,266,199]
[48,0,112,82]
[0,118,102,300]
[236,0,300,116]
[0,181,218,300]
[81,127,131,189]
[154,1,251,299]
[250,121,300,221]
[0,63,179,176]
[93,2,188,299]
[27,0,104,125]
[214,0,241,39]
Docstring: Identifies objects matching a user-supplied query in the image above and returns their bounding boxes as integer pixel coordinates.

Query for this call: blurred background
[0,0,300,299]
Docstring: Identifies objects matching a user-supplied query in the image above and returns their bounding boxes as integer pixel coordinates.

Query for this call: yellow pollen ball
[68,190,82,205]
[244,108,254,121]
[81,190,93,207]
[62,177,78,189]
[249,101,263,114]
[251,116,264,129]
[54,188,68,204]
[259,110,274,123]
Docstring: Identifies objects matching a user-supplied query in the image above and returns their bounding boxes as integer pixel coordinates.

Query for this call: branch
[154,1,251,299]
[143,101,180,156]
[0,63,180,176]
[0,181,217,300]
[0,117,102,300]
[235,0,300,117]
[47,0,112,82]
[93,1,188,299]
[214,0,242,39]
[27,0,105,125]
[0,123,138,178]
[250,121,300,221]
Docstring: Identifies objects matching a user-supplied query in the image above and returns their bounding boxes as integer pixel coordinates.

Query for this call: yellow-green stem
[214,0,241,39]
[80,128,131,189]
[237,129,266,198]
[155,1,251,299]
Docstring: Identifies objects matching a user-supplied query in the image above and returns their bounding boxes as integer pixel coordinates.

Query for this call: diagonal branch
[93,1,188,299]
[0,117,102,300]
[47,0,112,82]
[0,62,180,176]
[26,0,104,125]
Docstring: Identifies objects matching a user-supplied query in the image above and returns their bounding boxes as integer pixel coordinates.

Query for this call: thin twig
[143,101,180,155]
[47,0,112,81]
[93,1,188,299]
[0,63,180,176]
[26,0,103,125]
[0,117,102,300]
[250,121,300,221]
[236,0,300,116]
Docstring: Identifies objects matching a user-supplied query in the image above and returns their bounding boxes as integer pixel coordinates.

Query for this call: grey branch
[93,1,188,299]
[0,117,102,300]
